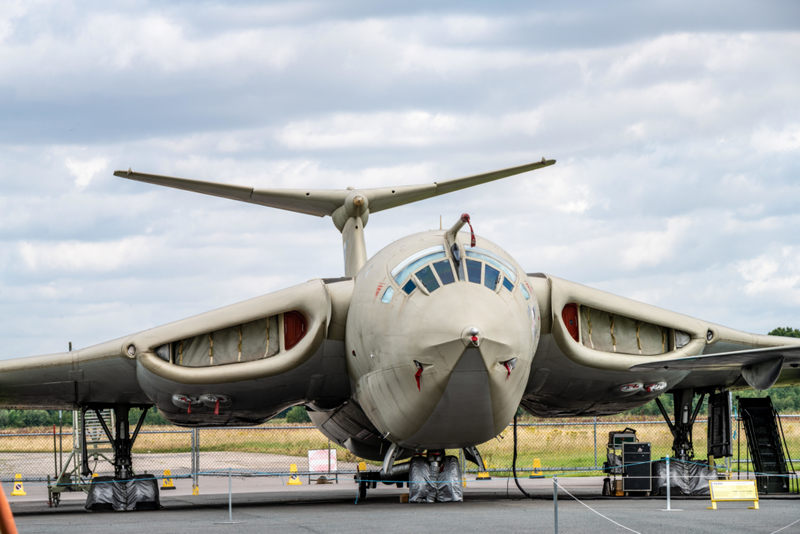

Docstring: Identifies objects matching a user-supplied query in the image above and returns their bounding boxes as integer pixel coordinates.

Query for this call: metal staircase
[738,397,796,494]
[47,409,116,506]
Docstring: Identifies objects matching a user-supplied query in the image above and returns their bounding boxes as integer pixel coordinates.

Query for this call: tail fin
[114,159,556,275]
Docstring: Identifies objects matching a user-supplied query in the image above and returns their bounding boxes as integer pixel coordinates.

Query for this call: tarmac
[7,474,800,534]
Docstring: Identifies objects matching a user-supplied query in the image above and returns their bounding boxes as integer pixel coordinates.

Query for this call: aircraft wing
[629,345,800,391]
[528,274,800,395]
[0,278,353,423]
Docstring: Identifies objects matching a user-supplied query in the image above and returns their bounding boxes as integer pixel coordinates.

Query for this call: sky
[1,0,799,358]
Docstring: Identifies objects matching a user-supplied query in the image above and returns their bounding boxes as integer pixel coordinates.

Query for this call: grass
[4,416,800,477]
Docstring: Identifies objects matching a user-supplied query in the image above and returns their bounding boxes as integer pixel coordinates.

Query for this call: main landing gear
[654,388,705,461]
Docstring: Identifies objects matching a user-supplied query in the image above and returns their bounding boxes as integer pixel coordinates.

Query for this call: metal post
[661,454,682,512]
[228,468,232,523]
[553,474,558,534]
[195,428,200,488]
[593,417,598,469]
[666,456,670,511]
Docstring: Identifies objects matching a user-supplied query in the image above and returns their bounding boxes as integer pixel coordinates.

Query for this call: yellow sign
[10,474,26,496]
[161,469,176,490]
[708,480,759,510]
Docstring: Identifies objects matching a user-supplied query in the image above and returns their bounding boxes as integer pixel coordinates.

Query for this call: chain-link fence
[2,413,799,483]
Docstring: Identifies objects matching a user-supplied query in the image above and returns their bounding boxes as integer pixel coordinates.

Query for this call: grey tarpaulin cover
[408,455,463,503]
[85,475,160,511]
[409,457,436,503]
[436,456,464,502]
[652,460,721,495]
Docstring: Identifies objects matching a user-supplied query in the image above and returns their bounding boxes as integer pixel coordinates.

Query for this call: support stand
[84,406,160,512]
[655,389,706,460]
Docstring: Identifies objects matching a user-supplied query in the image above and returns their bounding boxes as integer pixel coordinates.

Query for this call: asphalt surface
[9,476,800,534]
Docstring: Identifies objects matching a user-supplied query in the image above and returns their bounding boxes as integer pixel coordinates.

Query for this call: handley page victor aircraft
[2,159,800,504]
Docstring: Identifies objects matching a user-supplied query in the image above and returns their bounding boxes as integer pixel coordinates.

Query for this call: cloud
[275,110,541,149]
[18,236,152,273]
[1,1,800,358]
[751,124,800,153]
[65,156,109,190]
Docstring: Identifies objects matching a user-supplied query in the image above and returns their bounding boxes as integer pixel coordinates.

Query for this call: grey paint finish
[400,349,495,450]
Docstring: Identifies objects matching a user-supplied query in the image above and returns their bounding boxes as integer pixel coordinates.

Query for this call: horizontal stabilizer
[114,159,555,222]
[113,169,347,217]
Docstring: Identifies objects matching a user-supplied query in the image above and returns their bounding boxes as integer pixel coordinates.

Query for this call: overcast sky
[1,0,799,358]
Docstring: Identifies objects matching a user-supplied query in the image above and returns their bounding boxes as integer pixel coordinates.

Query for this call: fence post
[665,455,670,511]
[593,417,597,469]
[553,474,558,534]
[190,429,195,482]
[191,428,200,491]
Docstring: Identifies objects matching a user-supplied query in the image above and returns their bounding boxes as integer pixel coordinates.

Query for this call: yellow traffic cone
[287,463,302,485]
[476,459,491,480]
[529,458,544,479]
[161,470,176,490]
[11,474,26,496]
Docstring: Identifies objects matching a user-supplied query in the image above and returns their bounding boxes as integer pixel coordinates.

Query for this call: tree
[769,327,800,338]
[286,406,311,423]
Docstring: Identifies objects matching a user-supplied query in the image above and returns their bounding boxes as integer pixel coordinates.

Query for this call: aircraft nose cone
[357,282,536,450]
[462,325,482,347]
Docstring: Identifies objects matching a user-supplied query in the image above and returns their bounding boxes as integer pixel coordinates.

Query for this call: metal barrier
[2,414,800,483]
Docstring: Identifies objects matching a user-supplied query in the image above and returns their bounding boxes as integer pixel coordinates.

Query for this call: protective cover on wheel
[408,455,463,503]
[651,460,720,495]
[409,457,436,503]
[85,476,121,511]
[85,475,160,511]
[436,456,463,502]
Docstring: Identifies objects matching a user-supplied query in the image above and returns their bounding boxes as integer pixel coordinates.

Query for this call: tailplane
[114,158,556,276]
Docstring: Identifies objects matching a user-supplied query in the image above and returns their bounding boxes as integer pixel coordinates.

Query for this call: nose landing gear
[354,448,464,503]
[408,450,463,503]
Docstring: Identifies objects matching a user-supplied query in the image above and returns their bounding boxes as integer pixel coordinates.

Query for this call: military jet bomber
[2,159,800,504]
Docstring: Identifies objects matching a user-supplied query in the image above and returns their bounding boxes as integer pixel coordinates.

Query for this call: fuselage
[344,229,539,450]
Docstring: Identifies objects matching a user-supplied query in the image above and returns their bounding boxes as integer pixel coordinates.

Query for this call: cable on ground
[554,479,642,534]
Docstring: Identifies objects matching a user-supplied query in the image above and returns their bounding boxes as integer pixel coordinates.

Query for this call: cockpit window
[502,277,514,292]
[465,248,517,282]
[433,260,455,285]
[392,245,446,285]
[484,264,500,291]
[381,286,395,303]
[520,284,531,300]
[402,279,417,294]
[391,242,519,299]
[466,259,482,284]
[416,265,440,293]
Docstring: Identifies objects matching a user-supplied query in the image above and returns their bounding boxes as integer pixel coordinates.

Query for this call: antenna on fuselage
[113,159,556,277]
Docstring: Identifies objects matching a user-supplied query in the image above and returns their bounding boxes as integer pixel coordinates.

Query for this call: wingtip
[113,168,133,178]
